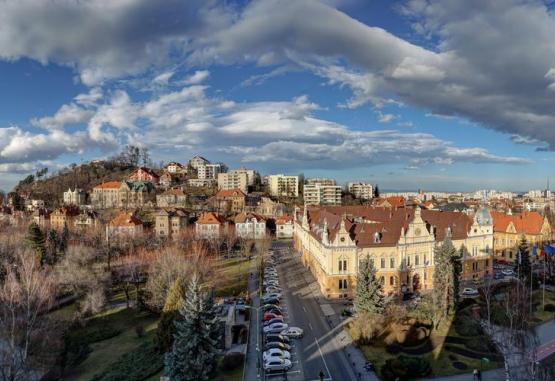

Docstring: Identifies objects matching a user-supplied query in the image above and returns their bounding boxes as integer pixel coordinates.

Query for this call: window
[407,256,411,266]
[338,260,347,272]
[339,279,348,289]
[380,276,385,285]
[390,258,395,268]
[415,255,420,266]
[380,258,385,269]
[389,276,394,286]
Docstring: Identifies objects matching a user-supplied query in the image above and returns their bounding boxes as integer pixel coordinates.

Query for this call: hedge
[91,342,163,381]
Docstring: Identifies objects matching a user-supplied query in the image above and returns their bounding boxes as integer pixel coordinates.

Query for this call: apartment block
[198,163,224,180]
[347,182,373,200]
[218,170,251,193]
[267,174,299,198]
[304,183,342,205]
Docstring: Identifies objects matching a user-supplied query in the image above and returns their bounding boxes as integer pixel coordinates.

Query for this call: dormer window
[374,232,381,243]
[340,237,345,242]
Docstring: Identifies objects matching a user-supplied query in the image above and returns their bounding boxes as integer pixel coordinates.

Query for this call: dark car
[264,341,291,352]
[265,308,283,316]
[265,334,290,345]
[262,297,280,305]
[262,304,281,312]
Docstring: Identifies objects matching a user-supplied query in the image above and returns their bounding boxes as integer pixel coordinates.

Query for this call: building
[195,212,229,240]
[276,215,294,239]
[211,189,246,214]
[128,167,160,184]
[157,188,187,208]
[25,199,45,212]
[294,205,493,299]
[373,196,406,209]
[491,211,552,262]
[218,169,255,193]
[63,188,87,205]
[91,181,121,209]
[73,210,98,230]
[106,212,143,239]
[165,161,186,174]
[198,163,224,180]
[267,174,299,198]
[304,181,342,206]
[188,178,216,187]
[155,208,188,239]
[159,173,178,189]
[347,182,373,200]
[189,155,209,170]
[256,197,285,218]
[32,208,51,228]
[50,206,80,230]
[306,178,336,186]
[234,212,267,240]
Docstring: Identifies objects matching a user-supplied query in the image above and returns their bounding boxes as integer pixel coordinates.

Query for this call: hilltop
[14,161,137,207]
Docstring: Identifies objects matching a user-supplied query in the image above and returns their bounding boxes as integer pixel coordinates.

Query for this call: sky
[1,0,555,192]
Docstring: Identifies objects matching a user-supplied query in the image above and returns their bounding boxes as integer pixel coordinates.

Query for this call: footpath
[243,257,260,381]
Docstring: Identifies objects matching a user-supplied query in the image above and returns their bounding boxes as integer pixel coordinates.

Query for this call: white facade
[347,182,373,200]
[218,171,249,193]
[189,155,209,169]
[303,184,342,205]
[235,217,267,240]
[268,174,299,197]
[276,220,294,239]
[63,188,87,205]
[198,163,224,180]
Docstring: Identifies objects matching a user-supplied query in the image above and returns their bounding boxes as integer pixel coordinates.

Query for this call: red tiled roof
[109,212,143,227]
[196,212,227,225]
[276,214,293,224]
[234,212,265,223]
[491,211,547,235]
[94,181,121,189]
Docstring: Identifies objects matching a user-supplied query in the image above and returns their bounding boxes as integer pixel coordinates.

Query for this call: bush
[221,352,245,371]
[544,304,555,312]
[91,342,163,381]
[64,324,122,367]
[385,343,401,354]
[134,325,145,338]
[381,355,431,381]
[457,298,477,311]
[465,337,495,353]
[454,318,481,337]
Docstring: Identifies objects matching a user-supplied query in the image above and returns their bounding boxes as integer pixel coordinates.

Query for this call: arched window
[389,276,394,286]
[380,276,385,285]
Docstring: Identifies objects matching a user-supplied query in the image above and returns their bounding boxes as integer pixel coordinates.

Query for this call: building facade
[234,212,267,240]
[50,206,80,230]
[198,163,224,180]
[294,205,493,299]
[267,175,299,198]
[155,208,188,239]
[128,167,159,184]
[275,215,294,239]
[218,171,249,193]
[63,188,87,205]
[347,182,373,200]
[195,212,229,240]
[304,183,342,206]
[211,189,246,214]
[106,212,143,239]
[157,188,187,208]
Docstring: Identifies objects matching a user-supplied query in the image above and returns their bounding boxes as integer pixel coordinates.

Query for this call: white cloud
[180,70,211,85]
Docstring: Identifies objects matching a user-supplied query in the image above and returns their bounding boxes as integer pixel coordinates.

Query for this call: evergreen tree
[432,234,458,325]
[452,248,463,308]
[374,185,380,198]
[156,278,185,353]
[26,222,46,264]
[46,229,59,265]
[165,274,219,381]
[59,223,69,253]
[354,257,384,315]
[514,236,532,284]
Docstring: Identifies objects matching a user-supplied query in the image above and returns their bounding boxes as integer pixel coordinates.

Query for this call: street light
[245,305,263,379]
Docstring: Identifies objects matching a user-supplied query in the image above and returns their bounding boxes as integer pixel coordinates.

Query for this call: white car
[263,348,291,361]
[280,326,304,338]
[263,280,279,287]
[265,286,282,293]
[263,292,282,299]
[264,358,292,372]
[462,287,479,296]
[263,322,288,334]
[502,269,514,276]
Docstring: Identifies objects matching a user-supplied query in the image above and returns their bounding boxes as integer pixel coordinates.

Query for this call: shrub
[465,337,495,353]
[91,342,163,381]
[134,324,145,338]
[385,343,401,354]
[381,355,431,381]
[454,318,481,337]
[64,324,122,367]
[544,304,555,312]
[221,352,245,371]
[457,298,477,311]
[349,313,385,345]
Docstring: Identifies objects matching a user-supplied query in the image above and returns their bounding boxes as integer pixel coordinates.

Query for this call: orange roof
[215,189,246,198]
[234,212,266,223]
[196,212,227,225]
[109,212,143,227]
[491,211,547,235]
[373,196,405,208]
[162,188,186,196]
[276,214,293,224]
[94,181,121,189]
[131,167,159,178]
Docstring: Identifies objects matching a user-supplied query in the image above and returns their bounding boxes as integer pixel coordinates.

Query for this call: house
[118,181,156,209]
[256,197,285,218]
[159,172,178,189]
[155,208,189,239]
[25,199,45,212]
[164,161,186,174]
[275,214,294,239]
[188,178,216,188]
[50,206,80,230]
[156,188,187,208]
[234,212,267,240]
[373,196,406,209]
[63,188,87,206]
[74,210,99,230]
[491,210,552,262]
[128,167,160,184]
[32,208,51,228]
[211,189,246,214]
[106,212,143,239]
[189,155,209,170]
[195,212,229,240]
[91,181,121,209]
[295,205,494,299]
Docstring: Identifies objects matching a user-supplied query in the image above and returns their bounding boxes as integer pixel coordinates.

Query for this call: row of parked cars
[261,252,304,373]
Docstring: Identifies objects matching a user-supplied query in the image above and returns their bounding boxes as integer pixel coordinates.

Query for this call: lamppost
[245,304,263,379]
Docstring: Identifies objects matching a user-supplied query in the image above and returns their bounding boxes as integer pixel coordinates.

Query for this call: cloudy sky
[1,0,555,192]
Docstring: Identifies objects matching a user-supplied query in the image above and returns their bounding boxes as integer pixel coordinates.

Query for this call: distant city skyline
[2,1,555,191]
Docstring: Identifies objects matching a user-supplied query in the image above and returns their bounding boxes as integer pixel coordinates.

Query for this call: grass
[211,257,250,297]
[143,360,244,381]
[532,289,555,324]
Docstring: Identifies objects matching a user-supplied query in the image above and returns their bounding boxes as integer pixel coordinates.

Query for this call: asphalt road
[263,241,357,381]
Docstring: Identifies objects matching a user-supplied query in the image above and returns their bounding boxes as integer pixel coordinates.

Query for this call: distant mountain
[14,161,136,207]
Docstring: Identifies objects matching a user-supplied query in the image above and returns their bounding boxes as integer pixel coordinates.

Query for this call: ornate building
[294,205,493,299]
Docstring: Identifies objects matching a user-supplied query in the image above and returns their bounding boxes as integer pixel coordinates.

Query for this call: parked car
[265,286,282,293]
[462,287,479,296]
[263,317,285,327]
[263,322,288,334]
[263,312,282,321]
[262,304,282,312]
[265,334,290,345]
[264,341,291,352]
[502,269,514,276]
[263,348,291,361]
[265,308,283,317]
[263,358,292,372]
[262,297,281,305]
[280,326,303,338]
[263,292,282,299]
[263,280,279,287]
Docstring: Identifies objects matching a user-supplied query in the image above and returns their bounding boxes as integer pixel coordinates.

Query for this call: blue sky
[1,0,555,192]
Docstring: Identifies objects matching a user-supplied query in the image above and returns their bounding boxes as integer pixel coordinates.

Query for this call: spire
[322,218,329,245]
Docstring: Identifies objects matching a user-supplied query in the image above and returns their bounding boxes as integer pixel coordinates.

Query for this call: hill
[14,161,137,207]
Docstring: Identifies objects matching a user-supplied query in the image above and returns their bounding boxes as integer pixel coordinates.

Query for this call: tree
[432,234,458,326]
[26,223,46,264]
[45,229,59,265]
[156,278,185,353]
[374,184,380,198]
[0,249,56,381]
[354,257,384,315]
[164,273,219,381]
[514,236,532,284]
[59,222,69,253]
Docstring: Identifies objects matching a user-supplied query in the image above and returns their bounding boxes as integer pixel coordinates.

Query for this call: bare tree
[0,249,55,381]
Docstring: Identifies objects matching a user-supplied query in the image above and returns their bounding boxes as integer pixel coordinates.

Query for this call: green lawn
[211,257,250,297]
[532,289,555,324]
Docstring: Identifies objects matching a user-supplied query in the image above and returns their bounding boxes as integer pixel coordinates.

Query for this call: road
[244,256,261,381]
[264,240,359,381]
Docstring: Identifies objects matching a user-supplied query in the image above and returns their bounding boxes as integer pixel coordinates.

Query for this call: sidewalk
[243,257,260,381]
